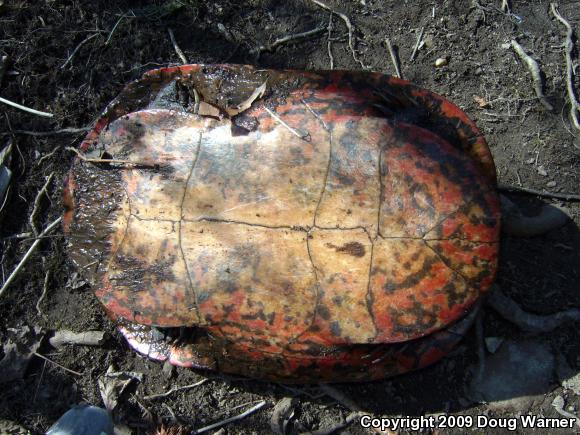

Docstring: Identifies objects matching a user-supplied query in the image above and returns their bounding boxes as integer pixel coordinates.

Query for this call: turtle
[63,64,501,383]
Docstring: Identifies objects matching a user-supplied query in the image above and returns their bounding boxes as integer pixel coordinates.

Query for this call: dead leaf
[98,365,143,411]
[225,81,267,117]
[197,101,221,118]
[473,95,490,108]
[0,326,43,383]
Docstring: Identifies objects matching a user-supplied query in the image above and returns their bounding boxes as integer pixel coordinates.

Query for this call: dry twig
[5,127,91,137]
[309,0,367,68]
[0,96,53,118]
[385,38,402,79]
[33,351,82,376]
[29,172,54,236]
[60,33,99,69]
[510,40,553,111]
[253,26,326,56]
[327,14,335,69]
[264,107,310,140]
[168,28,188,64]
[105,14,127,46]
[143,379,208,400]
[36,269,50,316]
[550,3,580,130]
[0,217,62,299]
[409,27,424,62]
[192,401,267,434]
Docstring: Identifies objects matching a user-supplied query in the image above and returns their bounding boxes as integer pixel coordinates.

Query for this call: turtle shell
[64,64,500,382]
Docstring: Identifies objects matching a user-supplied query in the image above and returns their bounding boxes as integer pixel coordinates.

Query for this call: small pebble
[435,57,448,67]
[485,337,504,354]
[547,181,557,188]
[537,165,548,176]
[526,157,535,164]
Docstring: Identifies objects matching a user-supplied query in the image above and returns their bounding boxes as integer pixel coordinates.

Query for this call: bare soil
[0,1,579,434]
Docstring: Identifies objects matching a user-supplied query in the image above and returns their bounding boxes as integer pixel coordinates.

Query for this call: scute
[65,64,500,382]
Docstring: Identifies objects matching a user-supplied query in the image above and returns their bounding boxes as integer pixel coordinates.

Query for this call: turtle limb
[500,194,570,237]
[487,285,580,333]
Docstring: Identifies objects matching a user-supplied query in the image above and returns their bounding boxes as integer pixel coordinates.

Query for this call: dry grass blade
[0,217,62,299]
[385,38,402,79]
[60,33,99,69]
[29,172,54,236]
[143,379,208,400]
[0,96,53,118]
[168,28,188,64]
[33,351,82,376]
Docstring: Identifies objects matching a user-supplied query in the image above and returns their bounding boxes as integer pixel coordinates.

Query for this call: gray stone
[468,340,555,411]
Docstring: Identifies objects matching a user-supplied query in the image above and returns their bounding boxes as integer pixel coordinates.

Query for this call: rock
[561,371,580,395]
[468,340,555,411]
[484,336,504,354]
[46,405,114,435]
[0,419,32,434]
[435,57,448,67]
[537,165,548,176]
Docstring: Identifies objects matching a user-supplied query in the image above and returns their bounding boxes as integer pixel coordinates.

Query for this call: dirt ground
[0,0,579,434]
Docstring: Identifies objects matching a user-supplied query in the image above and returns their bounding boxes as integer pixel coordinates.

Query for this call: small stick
[409,27,424,62]
[309,0,366,68]
[0,185,10,214]
[510,40,553,111]
[168,28,188,64]
[37,146,60,166]
[264,107,310,140]
[253,26,326,55]
[0,96,53,118]
[385,38,402,79]
[66,146,158,168]
[498,183,580,201]
[60,33,99,69]
[143,379,207,400]
[5,127,91,137]
[33,351,82,376]
[29,172,54,236]
[501,0,511,13]
[192,400,267,434]
[36,269,50,316]
[327,14,334,69]
[0,216,62,299]
[550,3,580,130]
[49,330,107,348]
